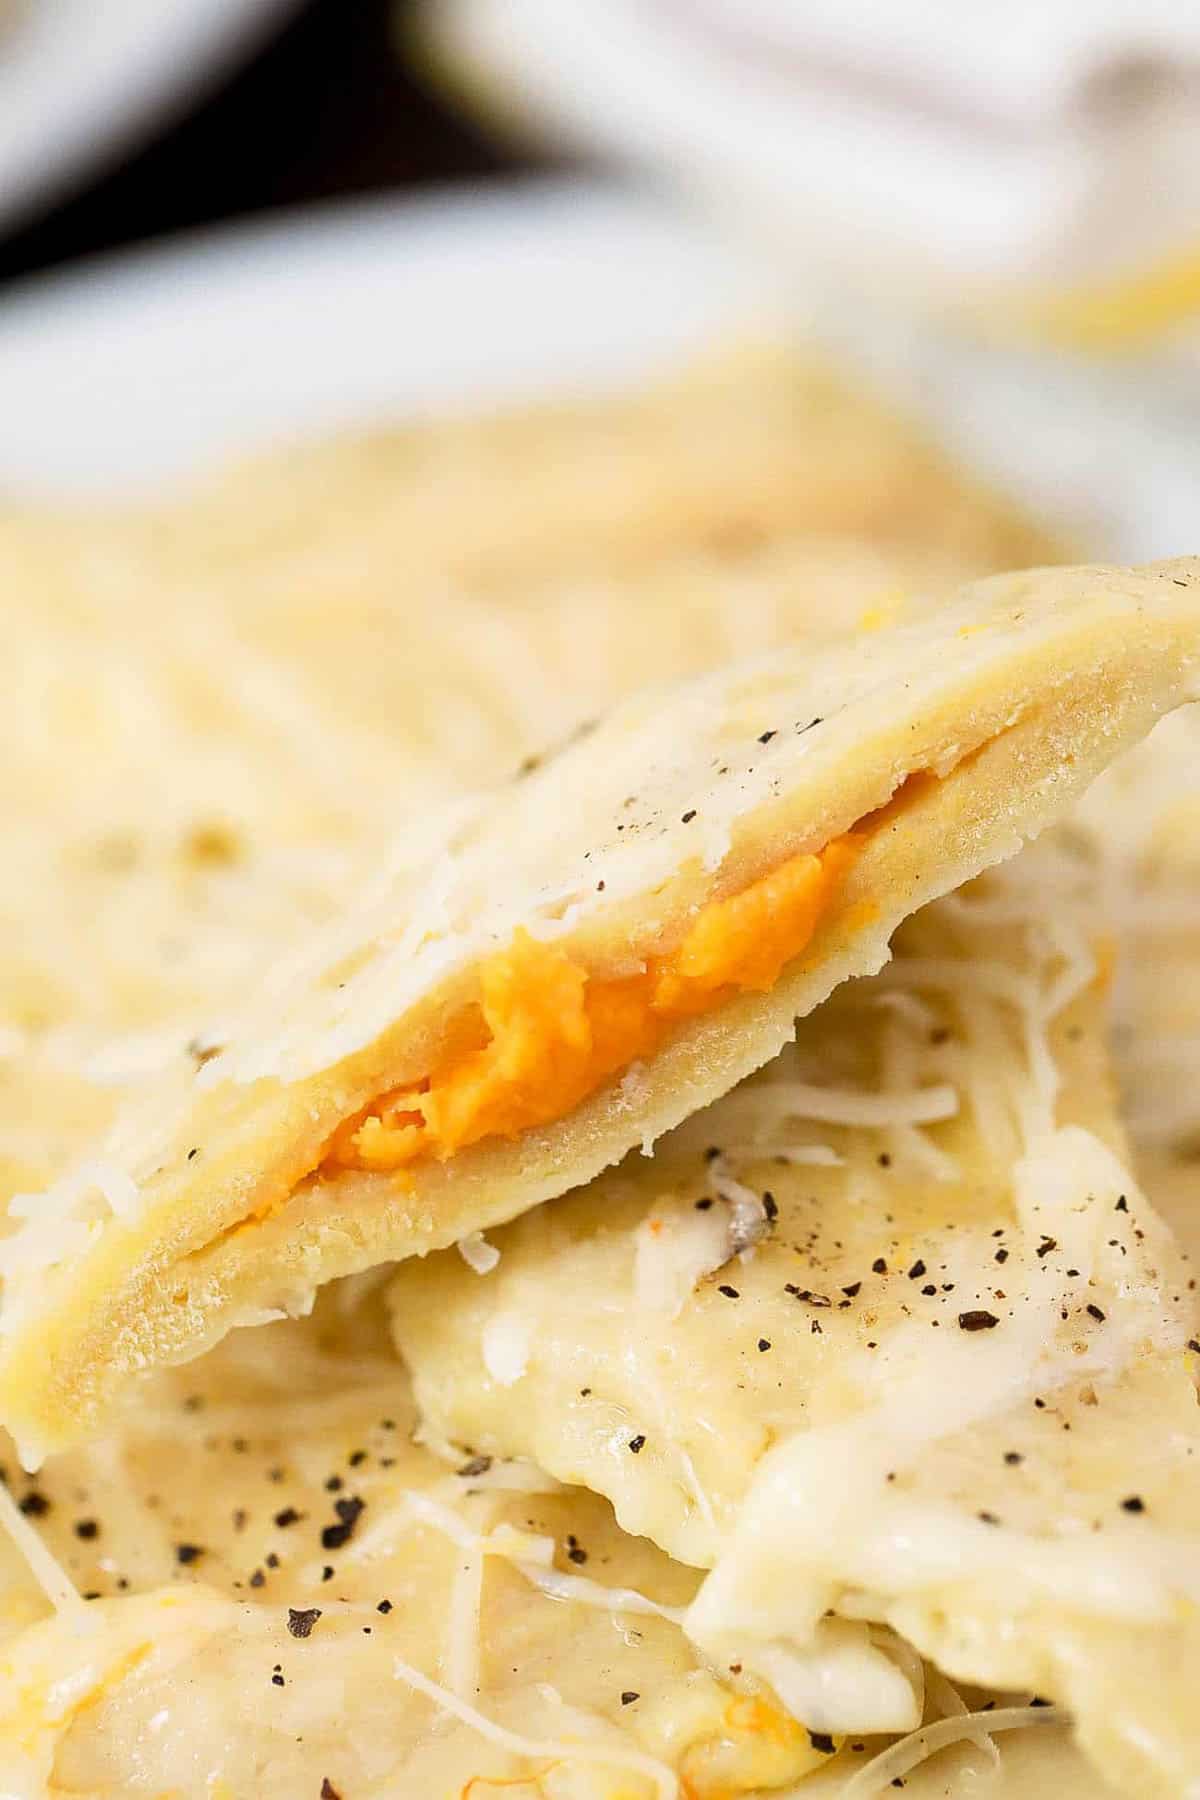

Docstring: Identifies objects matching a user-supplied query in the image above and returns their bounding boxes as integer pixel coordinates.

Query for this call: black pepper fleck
[287,1607,321,1640]
[958,1310,999,1332]
[321,1495,365,1550]
[628,1436,646,1454]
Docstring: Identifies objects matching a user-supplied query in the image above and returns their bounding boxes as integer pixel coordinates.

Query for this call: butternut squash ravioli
[0,556,1196,1464]
[324,837,861,1177]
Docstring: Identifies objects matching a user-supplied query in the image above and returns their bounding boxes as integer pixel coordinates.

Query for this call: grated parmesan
[481,1312,532,1387]
[458,1232,501,1276]
[840,1703,1063,1796]
[391,1654,679,1798]
[0,1479,85,1620]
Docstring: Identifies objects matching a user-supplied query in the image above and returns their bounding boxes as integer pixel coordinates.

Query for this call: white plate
[0,0,299,236]
[0,175,1193,558]
[0,178,777,495]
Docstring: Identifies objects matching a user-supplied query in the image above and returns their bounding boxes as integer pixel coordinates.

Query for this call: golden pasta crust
[0,558,1197,1463]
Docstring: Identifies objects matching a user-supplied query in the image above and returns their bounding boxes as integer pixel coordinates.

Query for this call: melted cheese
[0,1294,836,1799]
[326,838,859,1174]
[390,871,1200,1792]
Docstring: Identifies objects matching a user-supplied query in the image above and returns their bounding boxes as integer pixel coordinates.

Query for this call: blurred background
[0,0,536,282]
[0,0,1198,548]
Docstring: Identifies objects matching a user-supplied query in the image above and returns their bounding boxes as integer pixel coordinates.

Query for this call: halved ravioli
[389,866,1200,1795]
[0,344,1055,1177]
[0,1289,1106,1799]
[2,559,1197,1463]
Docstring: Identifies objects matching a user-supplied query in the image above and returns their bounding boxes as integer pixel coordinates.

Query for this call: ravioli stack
[0,348,1197,1800]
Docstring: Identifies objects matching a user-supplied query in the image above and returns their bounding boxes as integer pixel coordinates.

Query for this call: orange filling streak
[324,837,860,1177]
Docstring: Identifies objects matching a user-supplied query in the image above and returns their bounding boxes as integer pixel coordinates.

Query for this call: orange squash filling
[323,835,861,1177]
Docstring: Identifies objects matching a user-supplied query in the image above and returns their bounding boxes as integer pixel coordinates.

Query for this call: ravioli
[130,340,1063,589]
[0,346,1055,1206]
[0,1285,1118,1799]
[0,1291,827,1800]
[2,560,1197,1464]
[390,869,1200,1796]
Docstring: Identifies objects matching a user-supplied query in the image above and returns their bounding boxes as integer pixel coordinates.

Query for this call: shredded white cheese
[719,1080,959,1130]
[840,1703,1063,1796]
[458,1232,501,1276]
[481,1312,532,1387]
[391,1654,679,1799]
[443,1538,485,1700]
[0,1479,85,1619]
[633,1205,730,1317]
